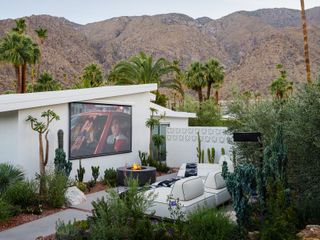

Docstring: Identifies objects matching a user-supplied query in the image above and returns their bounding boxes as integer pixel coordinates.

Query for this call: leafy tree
[204,58,224,103]
[76,63,104,88]
[109,51,183,96]
[33,72,61,92]
[152,134,165,162]
[26,110,60,195]
[0,32,40,93]
[269,64,293,100]
[12,18,26,34]
[145,108,163,158]
[34,27,48,81]
[35,27,48,44]
[185,61,206,103]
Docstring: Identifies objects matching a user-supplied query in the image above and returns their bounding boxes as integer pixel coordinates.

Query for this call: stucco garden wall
[166,127,233,168]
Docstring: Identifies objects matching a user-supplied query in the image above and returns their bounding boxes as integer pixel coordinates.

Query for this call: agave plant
[0,163,24,194]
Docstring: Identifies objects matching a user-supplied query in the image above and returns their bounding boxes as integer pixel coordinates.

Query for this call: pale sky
[1,0,319,25]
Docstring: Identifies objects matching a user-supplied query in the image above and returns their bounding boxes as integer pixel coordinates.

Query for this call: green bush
[46,172,68,208]
[0,198,15,221]
[4,180,37,209]
[103,168,117,187]
[227,83,320,227]
[55,219,81,240]
[296,195,320,227]
[259,181,297,240]
[75,181,87,192]
[187,207,238,240]
[178,95,221,126]
[90,178,155,239]
[0,163,24,194]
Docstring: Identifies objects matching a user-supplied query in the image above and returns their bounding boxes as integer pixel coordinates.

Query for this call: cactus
[221,147,226,156]
[196,132,204,163]
[207,147,215,163]
[54,149,72,177]
[57,129,64,149]
[54,130,72,177]
[76,160,85,182]
[138,150,148,166]
[91,166,100,183]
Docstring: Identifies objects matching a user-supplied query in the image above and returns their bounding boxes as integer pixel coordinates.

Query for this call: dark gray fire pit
[116,166,156,186]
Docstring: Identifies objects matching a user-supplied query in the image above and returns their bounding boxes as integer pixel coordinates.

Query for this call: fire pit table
[116,166,156,186]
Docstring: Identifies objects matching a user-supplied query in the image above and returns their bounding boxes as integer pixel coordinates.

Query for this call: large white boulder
[65,186,86,206]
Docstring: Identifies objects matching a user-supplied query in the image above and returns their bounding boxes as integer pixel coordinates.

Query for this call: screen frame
[68,102,133,160]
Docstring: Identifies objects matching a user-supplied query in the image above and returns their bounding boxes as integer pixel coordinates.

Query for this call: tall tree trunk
[197,89,203,103]
[44,130,49,166]
[38,133,46,195]
[15,65,22,93]
[206,83,212,100]
[149,129,153,159]
[21,64,27,93]
[215,90,219,105]
[300,0,312,83]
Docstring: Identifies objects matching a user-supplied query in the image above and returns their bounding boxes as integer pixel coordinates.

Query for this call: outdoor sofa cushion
[171,176,204,201]
[204,171,226,190]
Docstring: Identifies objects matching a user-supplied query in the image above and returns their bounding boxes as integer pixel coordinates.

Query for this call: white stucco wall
[166,127,233,168]
[9,92,150,181]
[0,111,18,166]
[159,117,188,128]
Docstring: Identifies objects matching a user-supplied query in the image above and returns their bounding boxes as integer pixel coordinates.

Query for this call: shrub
[4,180,37,209]
[0,198,15,221]
[259,181,297,240]
[103,168,117,187]
[55,219,81,240]
[46,172,68,208]
[0,163,24,194]
[90,178,155,239]
[187,207,238,240]
[75,182,87,192]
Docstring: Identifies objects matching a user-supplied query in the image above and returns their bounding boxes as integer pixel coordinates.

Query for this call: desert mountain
[0,7,320,97]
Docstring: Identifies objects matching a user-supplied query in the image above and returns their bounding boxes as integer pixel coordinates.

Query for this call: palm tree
[270,64,293,100]
[185,61,207,103]
[12,18,26,34]
[34,72,61,92]
[34,27,48,81]
[35,27,48,44]
[204,59,224,103]
[300,0,311,83]
[75,63,104,88]
[0,32,39,93]
[109,51,183,95]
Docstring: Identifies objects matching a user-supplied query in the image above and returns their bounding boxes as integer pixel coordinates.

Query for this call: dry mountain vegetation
[0,7,320,96]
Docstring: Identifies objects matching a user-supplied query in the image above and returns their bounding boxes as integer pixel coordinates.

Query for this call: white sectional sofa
[145,171,231,219]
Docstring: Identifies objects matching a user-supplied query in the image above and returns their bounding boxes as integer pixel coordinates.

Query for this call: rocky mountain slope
[0,7,320,97]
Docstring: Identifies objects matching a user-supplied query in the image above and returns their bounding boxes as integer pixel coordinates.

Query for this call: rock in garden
[297,225,320,240]
[65,186,87,206]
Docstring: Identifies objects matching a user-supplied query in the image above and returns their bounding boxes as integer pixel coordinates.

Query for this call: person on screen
[106,118,129,152]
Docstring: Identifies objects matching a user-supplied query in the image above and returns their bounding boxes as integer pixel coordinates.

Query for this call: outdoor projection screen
[69,102,132,159]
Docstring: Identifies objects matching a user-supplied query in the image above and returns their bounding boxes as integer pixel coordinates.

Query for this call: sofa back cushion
[218,155,234,173]
[171,176,204,201]
[204,172,226,190]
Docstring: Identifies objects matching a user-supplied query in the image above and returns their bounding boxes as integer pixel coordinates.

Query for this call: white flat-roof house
[0,84,195,180]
